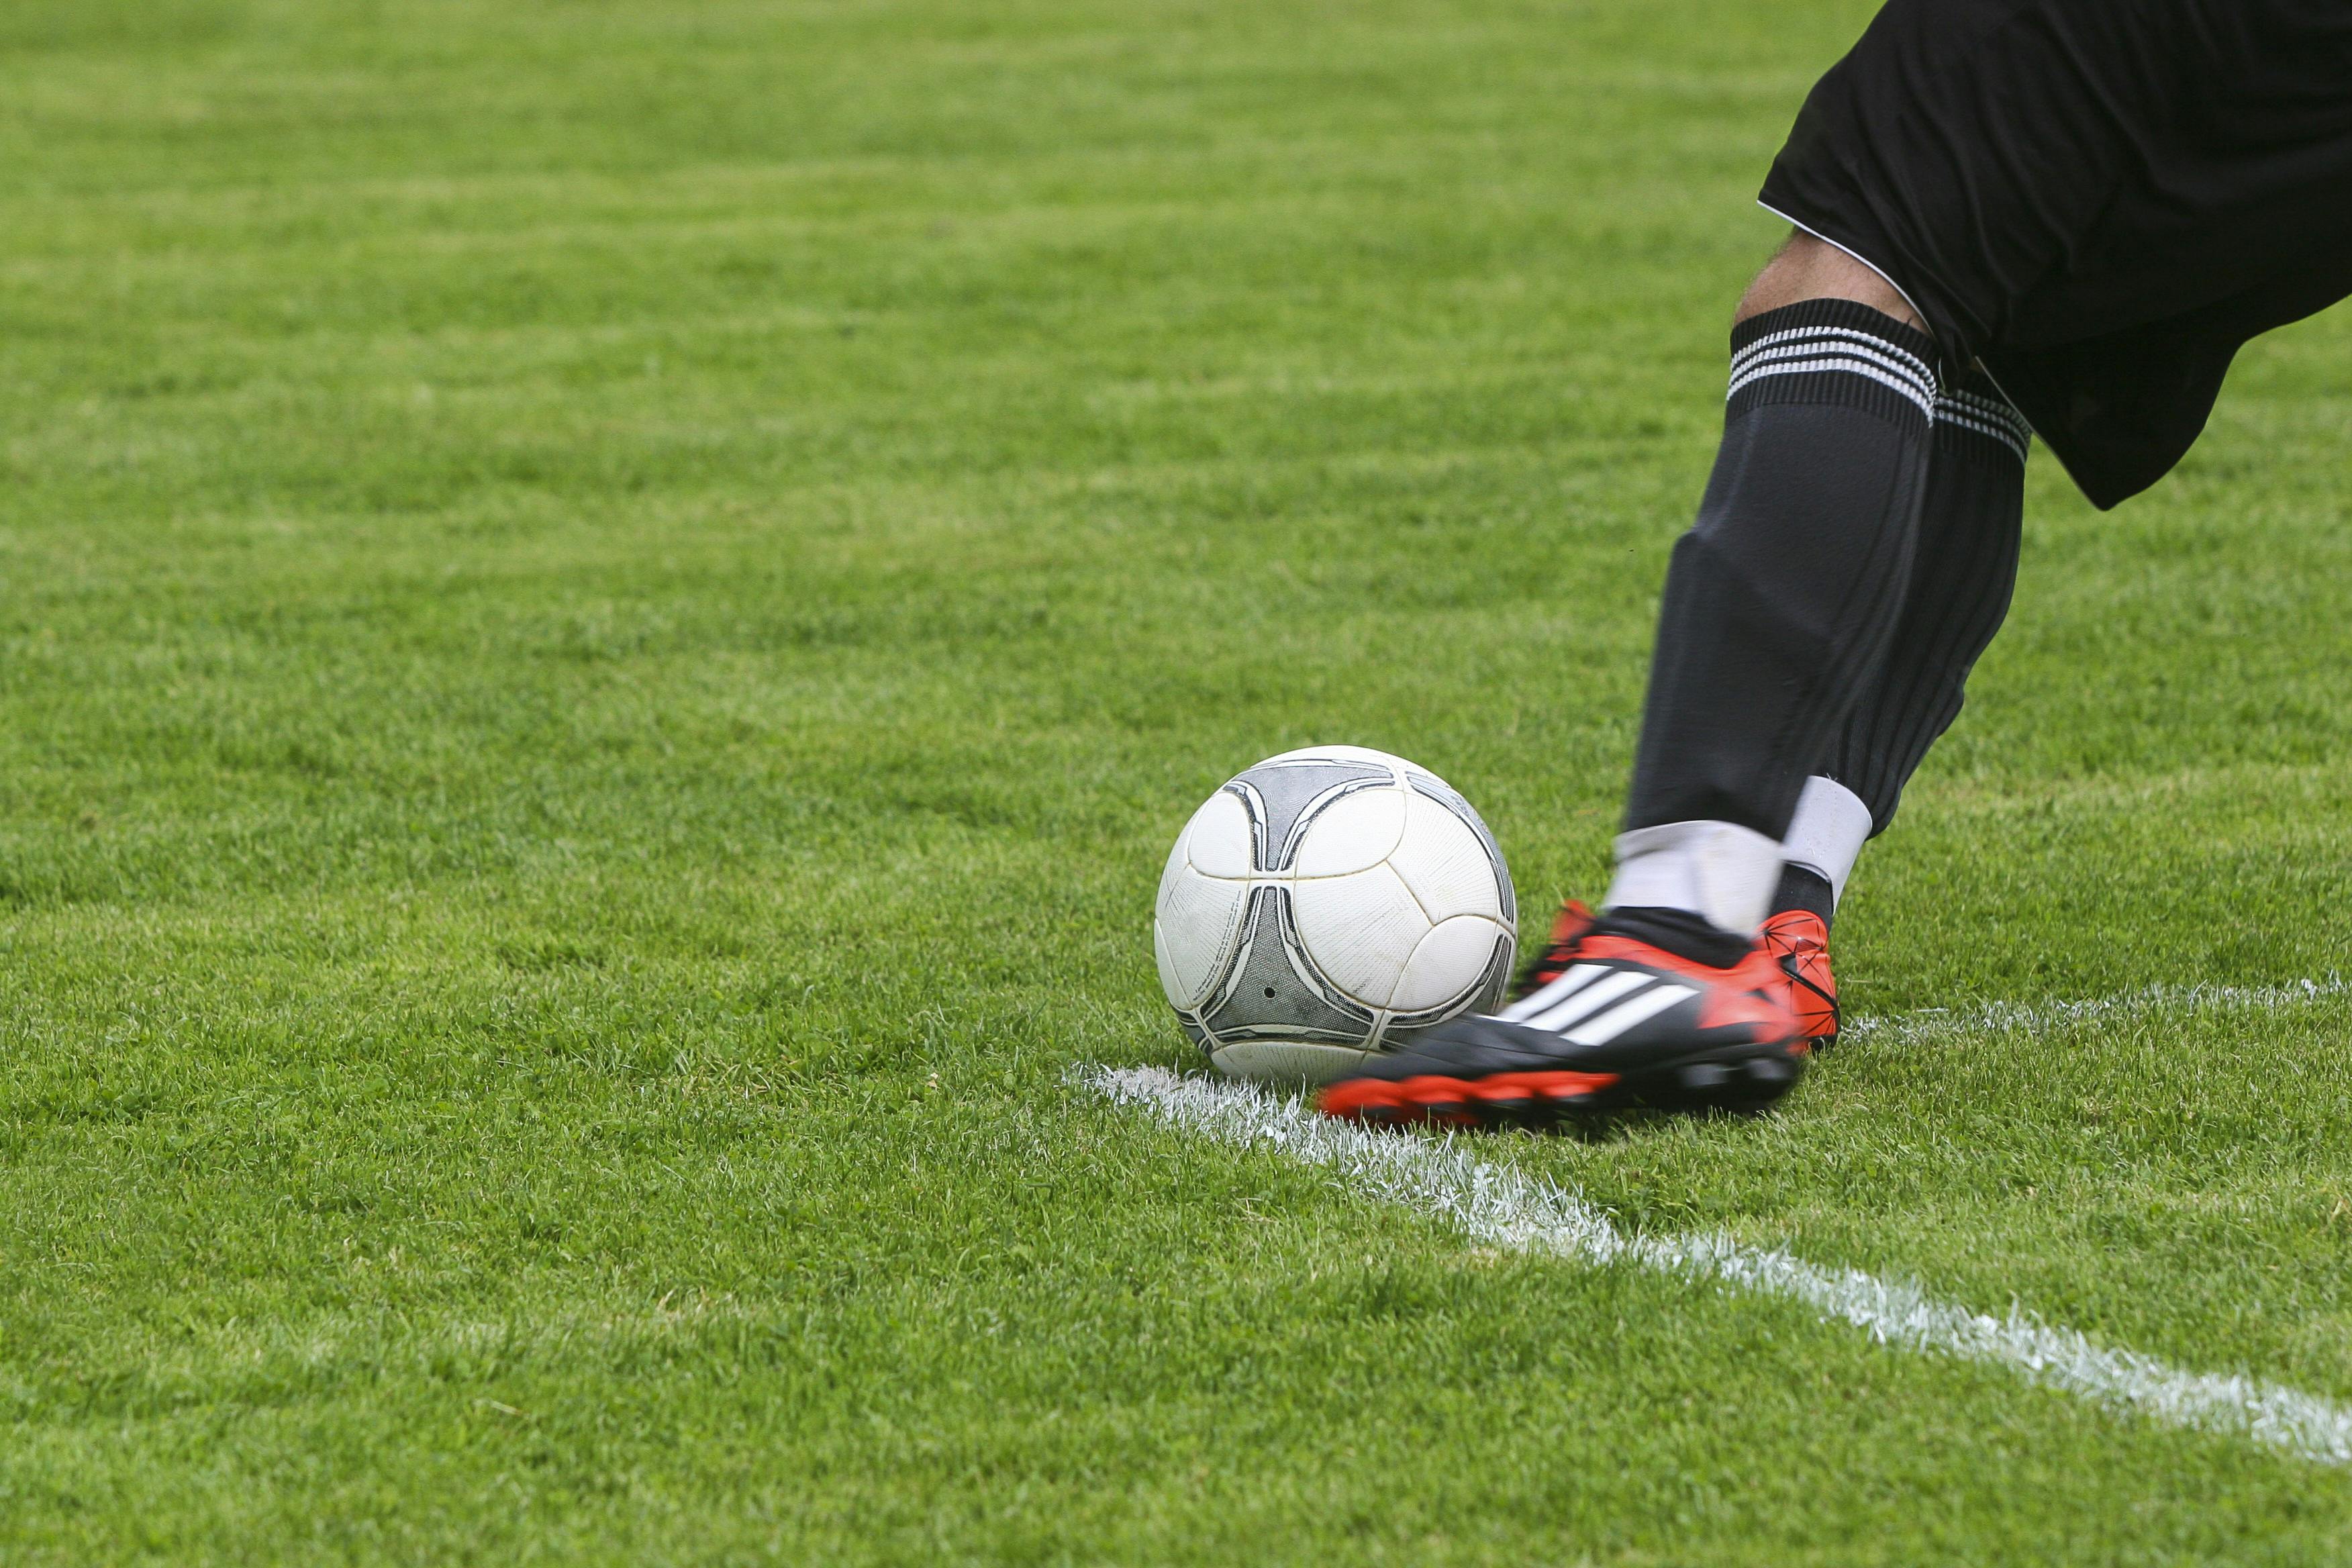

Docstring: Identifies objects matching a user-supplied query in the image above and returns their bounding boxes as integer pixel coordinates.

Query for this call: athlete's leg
[1734,234,1919,330]
[1604,234,1937,957]
[1774,369,2029,925]
[1312,234,1926,1122]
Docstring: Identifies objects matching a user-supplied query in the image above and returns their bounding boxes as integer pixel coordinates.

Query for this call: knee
[1734,232,1923,330]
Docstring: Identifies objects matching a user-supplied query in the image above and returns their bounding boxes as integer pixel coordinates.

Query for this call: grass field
[7,0,2352,1560]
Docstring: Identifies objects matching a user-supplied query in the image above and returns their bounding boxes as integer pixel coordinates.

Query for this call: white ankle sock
[1779,775,1872,905]
[1604,819,1783,936]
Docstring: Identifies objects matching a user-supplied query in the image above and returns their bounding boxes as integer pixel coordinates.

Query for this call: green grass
[5,0,2352,1560]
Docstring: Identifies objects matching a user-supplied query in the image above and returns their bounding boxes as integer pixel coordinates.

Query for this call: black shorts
[1759,0,2352,508]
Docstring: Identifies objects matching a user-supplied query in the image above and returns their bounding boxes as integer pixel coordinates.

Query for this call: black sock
[1624,299,1939,841]
[1769,863,1836,929]
[1592,905,1753,969]
[1823,369,2028,832]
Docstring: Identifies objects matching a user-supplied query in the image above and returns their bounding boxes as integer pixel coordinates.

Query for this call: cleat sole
[1318,1071,1622,1130]
[1319,1043,1804,1125]
[1624,1042,1806,1115]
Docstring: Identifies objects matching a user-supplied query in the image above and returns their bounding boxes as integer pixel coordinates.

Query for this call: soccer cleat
[1759,908,1839,1048]
[1317,908,1804,1128]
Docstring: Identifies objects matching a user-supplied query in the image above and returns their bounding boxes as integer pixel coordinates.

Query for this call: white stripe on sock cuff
[1933,405,2030,457]
[1725,356,1937,417]
[1933,402,2024,435]
[1730,323,1934,388]
[1934,391,2032,458]
[1732,339,1942,399]
[1944,385,2027,426]
[1728,346,1936,405]
[1779,775,1872,905]
[1604,819,1783,937]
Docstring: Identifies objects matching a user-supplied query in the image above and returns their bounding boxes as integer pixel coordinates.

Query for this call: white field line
[1083,1063,2352,1466]
[1843,975,2351,1046]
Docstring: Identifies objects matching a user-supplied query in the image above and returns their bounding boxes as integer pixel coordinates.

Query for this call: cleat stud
[1679,1063,1732,1091]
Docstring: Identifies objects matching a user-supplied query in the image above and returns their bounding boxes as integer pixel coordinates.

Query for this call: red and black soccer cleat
[1317,902,1805,1128]
[1759,907,1839,1048]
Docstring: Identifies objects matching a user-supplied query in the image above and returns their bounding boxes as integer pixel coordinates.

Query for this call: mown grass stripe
[1086,1063,2352,1465]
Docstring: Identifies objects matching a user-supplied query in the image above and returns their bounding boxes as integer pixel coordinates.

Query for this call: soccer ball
[1153,745,1517,1084]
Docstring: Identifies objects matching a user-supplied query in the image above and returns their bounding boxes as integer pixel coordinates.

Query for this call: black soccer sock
[1769,862,1837,929]
[1590,905,1753,969]
[1818,369,2028,835]
[1620,299,1939,859]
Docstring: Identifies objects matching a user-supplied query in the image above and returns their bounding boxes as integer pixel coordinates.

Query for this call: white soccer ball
[1153,745,1517,1085]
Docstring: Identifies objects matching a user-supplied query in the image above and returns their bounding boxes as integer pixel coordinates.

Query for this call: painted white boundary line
[1083,1063,2352,1466]
[1843,976,2350,1046]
